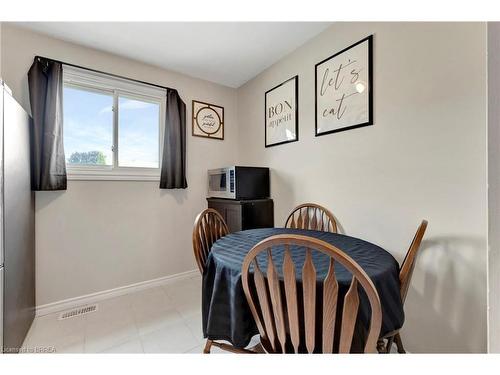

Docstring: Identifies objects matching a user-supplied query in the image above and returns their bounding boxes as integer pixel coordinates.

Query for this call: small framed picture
[315,35,373,136]
[265,75,298,147]
[192,100,224,140]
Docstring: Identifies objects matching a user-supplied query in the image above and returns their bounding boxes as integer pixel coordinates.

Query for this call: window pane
[118,96,160,168]
[64,86,113,166]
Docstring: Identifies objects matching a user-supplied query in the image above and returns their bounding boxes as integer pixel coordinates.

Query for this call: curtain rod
[34,55,175,92]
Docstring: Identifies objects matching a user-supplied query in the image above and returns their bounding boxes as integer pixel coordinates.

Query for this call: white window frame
[63,65,166,181]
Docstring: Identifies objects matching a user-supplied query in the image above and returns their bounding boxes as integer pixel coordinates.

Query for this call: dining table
[202,227,405,350]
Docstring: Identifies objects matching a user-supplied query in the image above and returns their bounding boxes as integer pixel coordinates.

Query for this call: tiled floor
[22,274,241,353]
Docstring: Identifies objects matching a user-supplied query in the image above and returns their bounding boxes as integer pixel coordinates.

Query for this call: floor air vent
[58,304,98,320]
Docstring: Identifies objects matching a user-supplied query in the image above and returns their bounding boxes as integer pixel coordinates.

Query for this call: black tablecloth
[202,228,404,348]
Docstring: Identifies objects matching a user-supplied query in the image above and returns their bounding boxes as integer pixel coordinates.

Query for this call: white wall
[488,22,500,353]
[0,24,238,306]
[236,22,488,353]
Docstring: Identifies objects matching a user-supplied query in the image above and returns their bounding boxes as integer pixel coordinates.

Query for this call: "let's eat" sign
[315,35,373,136]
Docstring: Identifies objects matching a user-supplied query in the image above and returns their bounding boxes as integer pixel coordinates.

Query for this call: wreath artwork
[192,100,224,140]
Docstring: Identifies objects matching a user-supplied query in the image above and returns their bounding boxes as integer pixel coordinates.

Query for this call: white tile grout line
[184,342,203,354]
[128,295,142,355]
[83,315,87,354]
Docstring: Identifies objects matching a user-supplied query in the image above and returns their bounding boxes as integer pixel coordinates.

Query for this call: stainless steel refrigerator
[1,79,35,353]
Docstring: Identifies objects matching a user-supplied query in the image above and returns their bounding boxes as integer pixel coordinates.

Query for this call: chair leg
[377,339,387,353]
[203,339,213,354]
[203,338,263,354]
[248,342,265,353]
[211,340,259,354]
[385,336,395,353]
[394,333,406,354]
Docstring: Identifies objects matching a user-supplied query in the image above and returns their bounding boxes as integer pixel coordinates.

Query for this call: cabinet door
[207,200,242,233]
[241,200,274,230]
[225,205,242,233]
[207,201,227,221]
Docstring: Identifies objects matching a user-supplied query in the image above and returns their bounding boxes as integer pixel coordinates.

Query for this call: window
[118,96,160,168]
[63,66,165,180]
[64,86,114,167]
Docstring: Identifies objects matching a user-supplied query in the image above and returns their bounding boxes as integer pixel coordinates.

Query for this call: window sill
[67,168,160,182]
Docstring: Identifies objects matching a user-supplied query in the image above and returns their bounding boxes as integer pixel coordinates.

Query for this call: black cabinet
[207,198,274,233]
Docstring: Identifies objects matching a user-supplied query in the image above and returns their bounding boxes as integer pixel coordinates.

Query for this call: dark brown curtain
[160,89,187,189]
[28,57,67,191]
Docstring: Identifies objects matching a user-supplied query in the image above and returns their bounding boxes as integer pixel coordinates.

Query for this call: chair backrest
[192,208,229,274]
[241,234,382,353]
[285,203,338,233]
[399,220,428,303]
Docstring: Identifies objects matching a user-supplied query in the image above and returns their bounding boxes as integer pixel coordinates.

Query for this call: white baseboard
[35,269,200,317]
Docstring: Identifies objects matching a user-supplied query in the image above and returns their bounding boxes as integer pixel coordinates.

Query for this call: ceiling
[14,22,332,88]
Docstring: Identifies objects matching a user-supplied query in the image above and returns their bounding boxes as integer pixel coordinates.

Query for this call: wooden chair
[241,234,383,353]
[192,208,262,354]
[285,203,338,233]
[380,220,428,353]
[192,208,229,274]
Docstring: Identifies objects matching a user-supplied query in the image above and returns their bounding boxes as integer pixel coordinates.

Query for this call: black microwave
[207,166,270,200]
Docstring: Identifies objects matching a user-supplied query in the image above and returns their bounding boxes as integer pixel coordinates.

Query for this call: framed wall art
[315,35,373,136]
[265,75,298,147]
[192,100,224,140]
